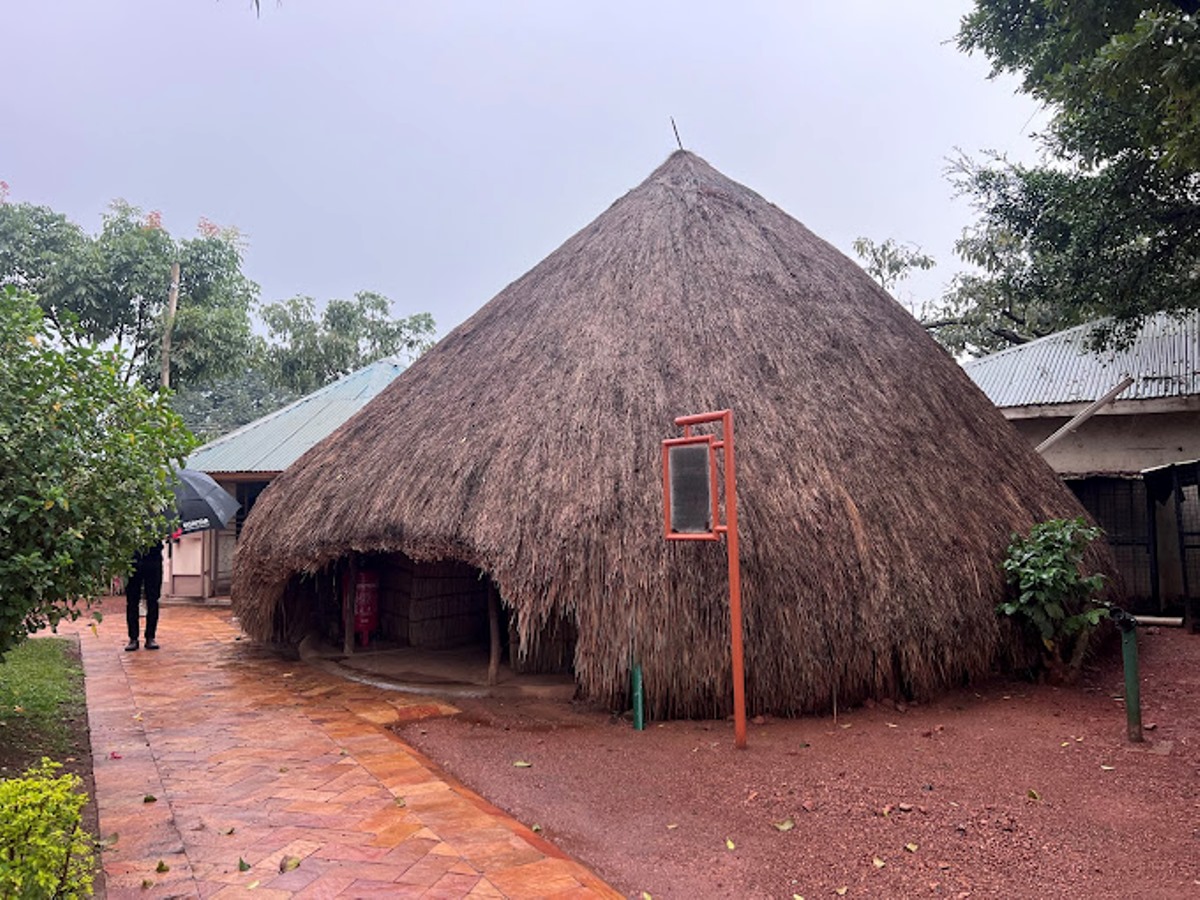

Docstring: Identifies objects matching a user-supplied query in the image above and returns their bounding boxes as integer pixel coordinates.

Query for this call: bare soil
[398,627,1200,899]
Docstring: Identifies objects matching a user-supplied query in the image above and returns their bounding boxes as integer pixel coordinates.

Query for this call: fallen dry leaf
[873,856,886,868]
[774,817,796,832]
[238,858,250,872]
[725,838,736,850]
[143,795,156,804]
[666,823,679,830]
[905,843,919,853]
[279,855,301,872]
[155,861,169,873]
[836,888,848,896]
[513,760,533,768]
[1027,788,1041,801]
[1100,765,1115,771]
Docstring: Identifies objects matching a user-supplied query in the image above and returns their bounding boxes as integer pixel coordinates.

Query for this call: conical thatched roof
[233,151,1111,717]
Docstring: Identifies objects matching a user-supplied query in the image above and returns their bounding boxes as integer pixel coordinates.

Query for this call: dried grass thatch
[232,151,1114,717]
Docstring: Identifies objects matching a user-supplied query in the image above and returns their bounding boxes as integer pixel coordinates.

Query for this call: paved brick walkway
[74,599,619,899]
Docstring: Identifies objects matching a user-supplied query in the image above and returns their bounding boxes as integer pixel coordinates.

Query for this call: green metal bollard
[632,663,645,731]
[1114,610,1143,743]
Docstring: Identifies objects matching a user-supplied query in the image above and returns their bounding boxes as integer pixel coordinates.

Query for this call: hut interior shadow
[280,551,577,691]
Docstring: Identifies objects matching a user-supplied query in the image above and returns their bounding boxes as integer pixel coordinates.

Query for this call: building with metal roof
[964,311,1199,623]
[188,355,409,475]
[167,356,408,601]
[964,310,1199,413]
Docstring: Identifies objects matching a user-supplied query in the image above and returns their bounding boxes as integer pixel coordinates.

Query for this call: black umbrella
[171,469,241,534]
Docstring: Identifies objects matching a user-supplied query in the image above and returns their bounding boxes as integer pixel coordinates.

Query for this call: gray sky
[4,1,1044,337]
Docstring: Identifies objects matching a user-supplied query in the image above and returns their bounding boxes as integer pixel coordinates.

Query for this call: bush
[999,517,1109,683]
[0,287,196,656]
[0,758,94,899]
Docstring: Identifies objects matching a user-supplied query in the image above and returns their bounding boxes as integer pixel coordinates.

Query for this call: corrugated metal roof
[187,356,407,474]
[962,310,1200,408]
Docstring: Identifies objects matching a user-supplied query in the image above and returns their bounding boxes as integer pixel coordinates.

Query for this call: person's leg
[125,568,142,649]
[143,562,161,648]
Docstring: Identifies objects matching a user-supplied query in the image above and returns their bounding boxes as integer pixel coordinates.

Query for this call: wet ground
[68,596,617,899]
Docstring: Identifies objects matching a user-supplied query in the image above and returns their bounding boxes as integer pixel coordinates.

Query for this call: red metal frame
[662,434,720,541]
[661,409,747,749]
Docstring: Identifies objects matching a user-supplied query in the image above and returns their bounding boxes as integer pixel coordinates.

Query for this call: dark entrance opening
[300,551,577,689]
[1143,461,1200,630]
[1066,476,1154,610]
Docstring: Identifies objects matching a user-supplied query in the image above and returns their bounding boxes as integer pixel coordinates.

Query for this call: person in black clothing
[125,544,162,651]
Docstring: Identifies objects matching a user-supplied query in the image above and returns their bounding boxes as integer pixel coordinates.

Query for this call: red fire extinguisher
[353,571,379,647]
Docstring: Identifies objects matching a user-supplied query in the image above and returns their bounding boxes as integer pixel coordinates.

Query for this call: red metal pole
[669,409,747,748]
[723,410,747,749]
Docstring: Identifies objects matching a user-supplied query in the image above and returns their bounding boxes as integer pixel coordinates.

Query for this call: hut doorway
[316,552,518,687]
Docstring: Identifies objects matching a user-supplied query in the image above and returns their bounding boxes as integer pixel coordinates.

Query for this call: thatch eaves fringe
[232,151,1115,717]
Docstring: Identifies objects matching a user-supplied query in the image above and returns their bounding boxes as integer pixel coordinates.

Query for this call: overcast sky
[4,1,1045,337]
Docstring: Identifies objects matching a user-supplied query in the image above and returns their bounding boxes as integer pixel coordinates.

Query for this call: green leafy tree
[940,1,1200,353]
[1000,517,1109,684]
[852,236,935,295]
[0,288,196,656]
[960,0,1200,172]
[171,368,302,443]
[0,196,258,389]
[259,290,434,394]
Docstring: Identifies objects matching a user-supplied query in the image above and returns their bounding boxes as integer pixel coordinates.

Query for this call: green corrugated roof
[186,357,407,474]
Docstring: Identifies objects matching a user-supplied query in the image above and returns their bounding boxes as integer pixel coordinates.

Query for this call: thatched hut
[232,151,1112,717]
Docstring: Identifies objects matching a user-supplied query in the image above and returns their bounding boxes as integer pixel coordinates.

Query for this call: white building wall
[1007,411,1199,476]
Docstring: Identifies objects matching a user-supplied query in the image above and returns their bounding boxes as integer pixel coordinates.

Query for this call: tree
[852,237,935,296]
[259,291,435,394]
[0,197,258,389]
[0,288,196,655]
[171,368,302,443]
[941,1,1200,353]
[960,0,1200,172]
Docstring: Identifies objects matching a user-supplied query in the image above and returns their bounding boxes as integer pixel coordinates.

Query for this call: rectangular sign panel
[663,436,718,540]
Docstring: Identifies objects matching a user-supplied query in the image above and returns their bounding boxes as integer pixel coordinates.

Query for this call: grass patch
[0,638,86,773]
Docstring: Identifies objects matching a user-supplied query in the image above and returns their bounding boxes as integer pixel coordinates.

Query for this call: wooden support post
[1035,376,1134,454]
[487,583,501,686]
[160,262,180,390]
[343,556,357,656]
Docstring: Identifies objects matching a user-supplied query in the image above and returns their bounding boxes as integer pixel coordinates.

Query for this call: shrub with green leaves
[1000,517,1109,683]
[0,287,196,656]
[0,758,94,899]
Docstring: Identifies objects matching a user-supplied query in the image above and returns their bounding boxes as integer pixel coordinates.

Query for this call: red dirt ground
[397,627,1200,899]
